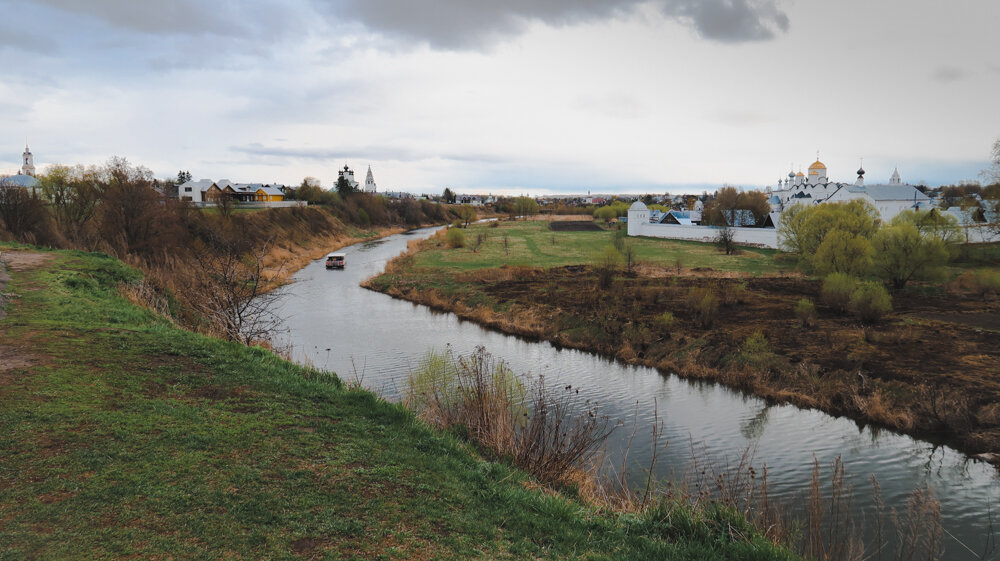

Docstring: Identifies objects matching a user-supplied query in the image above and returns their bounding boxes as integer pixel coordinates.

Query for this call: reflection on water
[739,404,771,441]
[275,226,998,558]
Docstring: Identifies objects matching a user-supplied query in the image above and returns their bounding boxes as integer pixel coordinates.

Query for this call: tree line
[0,157,453,344]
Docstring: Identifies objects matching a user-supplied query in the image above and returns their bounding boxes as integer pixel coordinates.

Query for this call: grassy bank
[365,221,1000,465]
[0,245,800,560]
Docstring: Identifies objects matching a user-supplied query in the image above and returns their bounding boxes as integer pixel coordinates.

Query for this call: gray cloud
[26,0,300,37]
[0,24,59,54]
[930,65,968,83]
[320,0,790,48]
[231,142,511,166]
[664,0,789,42]
[24,0,789,50]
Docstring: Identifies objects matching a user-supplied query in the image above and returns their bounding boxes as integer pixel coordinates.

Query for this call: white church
[336,164,377,193]
[767,155,931,222]
[0,144,40,189]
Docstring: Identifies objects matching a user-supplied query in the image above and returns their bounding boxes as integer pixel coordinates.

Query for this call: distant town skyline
[2,0,998,194]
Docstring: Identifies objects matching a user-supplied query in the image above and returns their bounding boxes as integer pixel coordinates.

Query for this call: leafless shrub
[687,286,719,328]
[469,231,487,253]
[715,225,738,255]
[188,230,286,345]
[406,346,614,485]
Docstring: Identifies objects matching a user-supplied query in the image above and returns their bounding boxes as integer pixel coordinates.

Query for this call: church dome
[629,201,648,211]
[856,167,865,176]
[788,171,795,179]
[795,171,805,177]
[808,160,826,170]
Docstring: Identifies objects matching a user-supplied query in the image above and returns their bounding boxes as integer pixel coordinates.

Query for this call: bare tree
[715,224,738,255]
[189,231,285,345]
[623,241,636,273]
[216,191,235,219]
[0,185,48,242]
[39,164,102,243]
[98,157,164,256]
[469,231,486,253]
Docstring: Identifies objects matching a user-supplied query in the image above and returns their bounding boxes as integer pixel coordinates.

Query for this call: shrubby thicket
[779,201,962,290]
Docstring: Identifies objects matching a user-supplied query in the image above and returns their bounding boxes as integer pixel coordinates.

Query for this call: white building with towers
[1,144,40,189]
[767,154,930,222]
[336,165,359,191]
[335,164,378,193]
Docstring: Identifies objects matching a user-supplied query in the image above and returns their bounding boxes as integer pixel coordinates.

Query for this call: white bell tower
[21,144,35,177]
[364,165,377,193]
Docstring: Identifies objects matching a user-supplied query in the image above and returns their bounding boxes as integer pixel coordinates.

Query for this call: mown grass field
[0,245,799,560]
[417,220,793,276]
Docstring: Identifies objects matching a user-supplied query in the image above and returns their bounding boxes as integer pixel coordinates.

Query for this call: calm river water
[275,226,998,558]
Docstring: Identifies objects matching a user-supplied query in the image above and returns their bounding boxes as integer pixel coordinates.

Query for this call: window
[184,187,192,192]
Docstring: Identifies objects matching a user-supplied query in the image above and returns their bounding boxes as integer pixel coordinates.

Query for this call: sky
[1,0,999,195]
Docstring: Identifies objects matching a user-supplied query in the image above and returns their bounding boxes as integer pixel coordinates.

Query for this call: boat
[325,253,345,269]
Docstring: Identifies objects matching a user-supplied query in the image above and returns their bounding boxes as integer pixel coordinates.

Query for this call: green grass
[416,220,792,276]
[0,245,800,560]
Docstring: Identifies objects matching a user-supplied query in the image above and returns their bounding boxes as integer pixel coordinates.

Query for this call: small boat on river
[325,253,345,269]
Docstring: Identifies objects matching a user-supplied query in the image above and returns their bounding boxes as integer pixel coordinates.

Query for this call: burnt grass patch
[547,220,604,231]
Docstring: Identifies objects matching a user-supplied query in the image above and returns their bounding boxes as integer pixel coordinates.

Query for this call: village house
[178,179,290,206]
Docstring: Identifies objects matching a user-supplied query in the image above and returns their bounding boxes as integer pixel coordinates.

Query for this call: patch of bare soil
[0,344,36,383]
[548,221,604,232]
[0,251,51,375]
[0,250,53,272]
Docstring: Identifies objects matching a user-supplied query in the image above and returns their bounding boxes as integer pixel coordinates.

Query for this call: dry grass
[405,347,614,486]
[117,279,172,320]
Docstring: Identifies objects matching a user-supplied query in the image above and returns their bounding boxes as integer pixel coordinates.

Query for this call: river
[275,226,998,558]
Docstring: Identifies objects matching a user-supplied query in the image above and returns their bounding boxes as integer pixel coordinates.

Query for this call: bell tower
[21,144,35,177]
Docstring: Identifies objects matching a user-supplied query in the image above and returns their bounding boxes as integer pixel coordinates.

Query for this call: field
[416,219,793,276]
[367,220,1000,464]
[0,245,799,560]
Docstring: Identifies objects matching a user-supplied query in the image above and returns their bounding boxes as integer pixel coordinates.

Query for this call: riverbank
[363,221,1000,466]
[0,245,801,559]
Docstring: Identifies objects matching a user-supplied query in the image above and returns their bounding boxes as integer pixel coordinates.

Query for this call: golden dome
[808,160,827,170]
[795,171,805,177]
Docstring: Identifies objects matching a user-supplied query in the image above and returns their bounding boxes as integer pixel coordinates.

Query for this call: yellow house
[255,186,285,202]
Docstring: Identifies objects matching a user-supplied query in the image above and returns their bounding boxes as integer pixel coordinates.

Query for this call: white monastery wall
[629,220,779,248]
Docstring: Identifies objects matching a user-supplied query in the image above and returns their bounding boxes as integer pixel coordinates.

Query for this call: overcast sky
[2,0,998,194]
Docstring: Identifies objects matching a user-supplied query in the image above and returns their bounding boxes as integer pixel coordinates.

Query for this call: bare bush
[595,245,623,290]
[795,298,817,327]
[715,224,738,255]
[469,231,486,253]
[188,229,286,345]
[687,286,719,328]
[406,346,614,485]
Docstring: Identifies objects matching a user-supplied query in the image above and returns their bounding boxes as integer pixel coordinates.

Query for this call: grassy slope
[0,246,798,561]
[419,221,792,276]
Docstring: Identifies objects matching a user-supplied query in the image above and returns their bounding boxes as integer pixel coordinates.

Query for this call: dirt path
[0,249,52,377]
